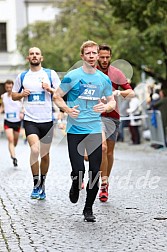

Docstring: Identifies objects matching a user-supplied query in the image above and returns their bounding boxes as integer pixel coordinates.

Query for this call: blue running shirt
[59,67,112,134]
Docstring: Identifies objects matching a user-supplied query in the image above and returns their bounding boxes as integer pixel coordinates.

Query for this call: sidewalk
[0,135,167,252]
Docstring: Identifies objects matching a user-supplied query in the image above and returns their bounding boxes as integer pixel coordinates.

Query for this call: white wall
[0,0,17,52]
[0,0,59,82]
[27,3,59,24]
[15,0,27,33]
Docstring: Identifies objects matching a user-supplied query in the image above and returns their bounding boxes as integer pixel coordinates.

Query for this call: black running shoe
[12,157,18,167]
[83,207,96,222]
[69,182,79,203]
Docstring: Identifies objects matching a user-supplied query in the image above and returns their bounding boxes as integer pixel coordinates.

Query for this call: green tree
[17,0,167,86]
[17,0,125,72]
[107,0,167,86]
[52,0,119,70]
[17,21,63,71]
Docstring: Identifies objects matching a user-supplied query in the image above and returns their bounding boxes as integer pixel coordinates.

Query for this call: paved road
[0,132,167,252]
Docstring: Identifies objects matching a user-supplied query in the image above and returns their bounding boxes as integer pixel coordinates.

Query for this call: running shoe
[83,207,96,222]
[38,189,46,200]
[69,181,80,203]
[31,187,40,199]
[81,181,84,190]
[99,183,109,202]
[12,157,18,167]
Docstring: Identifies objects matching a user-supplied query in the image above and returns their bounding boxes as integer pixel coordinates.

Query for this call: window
[0,23,7,52]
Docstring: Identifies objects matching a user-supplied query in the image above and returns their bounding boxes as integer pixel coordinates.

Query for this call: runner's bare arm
[53,87,80,118]
[12,89,31,101]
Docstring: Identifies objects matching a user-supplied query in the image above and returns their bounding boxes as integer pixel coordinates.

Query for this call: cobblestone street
[0,131,167,252]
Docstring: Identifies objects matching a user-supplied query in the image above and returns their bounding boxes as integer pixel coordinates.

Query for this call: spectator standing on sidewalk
[12,47,61,200]
[0,80,23,167]
[53,40,116,222]
[127,94,142,145]
[97,44,135,202]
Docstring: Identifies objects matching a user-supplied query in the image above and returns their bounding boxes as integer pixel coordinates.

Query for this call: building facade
[0,0,58,95]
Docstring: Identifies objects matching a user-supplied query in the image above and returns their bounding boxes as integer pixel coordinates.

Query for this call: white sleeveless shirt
[2,93,22,122]
[13,68,61,123]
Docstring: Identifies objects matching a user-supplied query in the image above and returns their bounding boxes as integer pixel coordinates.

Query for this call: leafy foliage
[108,0,167,86]
[17,0,167,85]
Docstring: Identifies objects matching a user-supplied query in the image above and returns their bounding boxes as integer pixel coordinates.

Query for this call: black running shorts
[4,119,21,132]
[24,120,54,144]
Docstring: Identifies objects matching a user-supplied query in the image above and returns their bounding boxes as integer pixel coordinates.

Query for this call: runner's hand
[22,89,30,97]
[67,105,80,118]
[93,100,106,113]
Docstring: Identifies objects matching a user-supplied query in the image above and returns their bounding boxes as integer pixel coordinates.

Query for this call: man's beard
[98,61,110,70]
[30,61,40,66]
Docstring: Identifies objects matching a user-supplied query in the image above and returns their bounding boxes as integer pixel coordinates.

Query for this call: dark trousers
[67,133,102,207]
[129,125,140,144]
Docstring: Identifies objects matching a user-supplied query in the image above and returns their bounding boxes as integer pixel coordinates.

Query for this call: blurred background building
[0,0,58,94]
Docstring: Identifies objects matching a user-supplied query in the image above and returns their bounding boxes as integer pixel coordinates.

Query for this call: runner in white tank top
[0,80,23,167]
[12,47,61,200]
